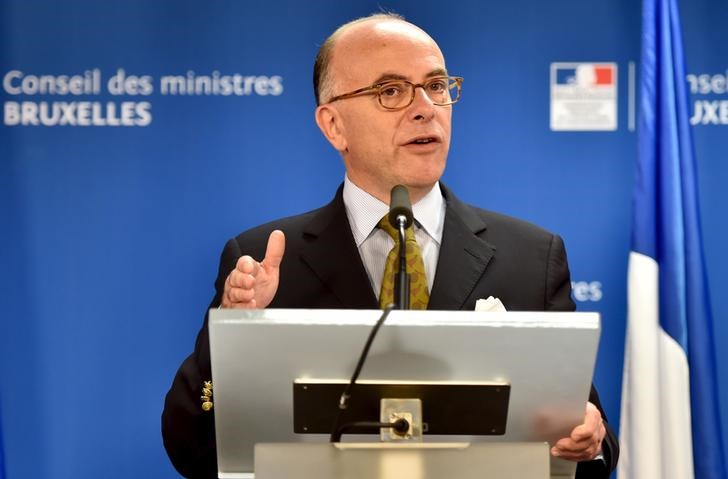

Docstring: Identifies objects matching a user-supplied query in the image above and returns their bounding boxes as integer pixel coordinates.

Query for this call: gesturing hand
[221,230,285,309]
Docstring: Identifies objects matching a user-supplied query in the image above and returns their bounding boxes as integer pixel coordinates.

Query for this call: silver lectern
[209,309,600,479]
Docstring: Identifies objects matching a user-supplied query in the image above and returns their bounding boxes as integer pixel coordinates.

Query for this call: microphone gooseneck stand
[394,213,410,310]
[330,184,414,443]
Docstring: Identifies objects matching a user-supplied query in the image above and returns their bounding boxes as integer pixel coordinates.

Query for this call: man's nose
[408,86,436,120]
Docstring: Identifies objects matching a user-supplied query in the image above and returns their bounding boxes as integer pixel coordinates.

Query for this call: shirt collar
[343,176,445,247]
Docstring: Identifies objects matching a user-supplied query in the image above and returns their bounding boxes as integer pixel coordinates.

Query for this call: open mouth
[408,137,438,145]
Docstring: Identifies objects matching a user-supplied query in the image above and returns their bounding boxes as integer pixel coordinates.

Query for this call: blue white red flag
[618,0,727,478]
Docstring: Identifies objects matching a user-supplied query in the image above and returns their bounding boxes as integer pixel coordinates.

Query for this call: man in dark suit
[162,13,618,478]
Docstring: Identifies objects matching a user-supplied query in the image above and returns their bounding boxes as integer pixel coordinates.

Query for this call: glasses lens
[424,77,453,105]
[427,77,462,105]
[378,81,413,109]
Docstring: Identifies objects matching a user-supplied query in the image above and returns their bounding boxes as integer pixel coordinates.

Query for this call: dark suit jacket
[162,184,618,478]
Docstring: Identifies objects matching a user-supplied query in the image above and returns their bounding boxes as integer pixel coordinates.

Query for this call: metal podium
[208,309,601,479]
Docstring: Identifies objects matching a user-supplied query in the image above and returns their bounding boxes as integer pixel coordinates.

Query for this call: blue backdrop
[1,1,726,477]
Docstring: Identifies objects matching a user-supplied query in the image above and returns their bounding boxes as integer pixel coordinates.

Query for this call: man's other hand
[221,230,285,309]
[551,402,606,462]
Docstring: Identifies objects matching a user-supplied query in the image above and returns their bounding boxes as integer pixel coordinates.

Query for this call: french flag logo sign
[556,64,615,87]
[550,62,618,131]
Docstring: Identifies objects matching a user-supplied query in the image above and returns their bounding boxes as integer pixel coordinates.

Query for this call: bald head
[313,14,443,105]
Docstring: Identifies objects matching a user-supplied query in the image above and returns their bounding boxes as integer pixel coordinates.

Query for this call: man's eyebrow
[371,69,449,85]
[425,68,449,78]
[371,73,409,84]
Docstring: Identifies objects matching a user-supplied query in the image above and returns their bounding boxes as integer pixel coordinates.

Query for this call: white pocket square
[474,296,507,312]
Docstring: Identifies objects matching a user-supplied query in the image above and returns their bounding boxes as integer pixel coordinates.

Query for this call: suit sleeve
[545,234,577,312]
[546,234,620,478]
[161,238,242,478]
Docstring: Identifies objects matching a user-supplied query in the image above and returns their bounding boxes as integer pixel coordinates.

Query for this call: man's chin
[394,171,444,199]
[404,162,446,187]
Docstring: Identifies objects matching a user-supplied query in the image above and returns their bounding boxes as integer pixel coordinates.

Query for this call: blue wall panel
[1,1,726,477]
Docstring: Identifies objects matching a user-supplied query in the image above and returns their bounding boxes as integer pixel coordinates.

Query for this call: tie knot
[378,214,415,242]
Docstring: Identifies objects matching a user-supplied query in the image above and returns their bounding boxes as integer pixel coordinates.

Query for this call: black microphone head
[388,185,413,228]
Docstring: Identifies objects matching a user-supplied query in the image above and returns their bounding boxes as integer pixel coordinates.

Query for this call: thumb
[262,230,285,270]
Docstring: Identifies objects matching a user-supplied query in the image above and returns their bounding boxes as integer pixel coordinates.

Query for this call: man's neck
[345,177,438,205]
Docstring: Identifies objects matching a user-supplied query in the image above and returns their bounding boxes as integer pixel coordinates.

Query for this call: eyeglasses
[327,75,463,110]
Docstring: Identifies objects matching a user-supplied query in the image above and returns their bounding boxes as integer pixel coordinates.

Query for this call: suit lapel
[296,183,494,311]
[299,186,378,309]
[428,185,496,310]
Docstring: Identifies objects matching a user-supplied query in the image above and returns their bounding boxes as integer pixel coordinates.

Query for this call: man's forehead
[336,19,440,54]
[331,19,446,82]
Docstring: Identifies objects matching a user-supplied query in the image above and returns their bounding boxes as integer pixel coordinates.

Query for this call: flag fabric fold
[618,0,727,478]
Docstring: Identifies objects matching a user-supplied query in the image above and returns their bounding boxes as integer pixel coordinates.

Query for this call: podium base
[247,442,552,479]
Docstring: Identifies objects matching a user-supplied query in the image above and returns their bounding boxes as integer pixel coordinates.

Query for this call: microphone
[388,185,413,229]
[388,185,412,310]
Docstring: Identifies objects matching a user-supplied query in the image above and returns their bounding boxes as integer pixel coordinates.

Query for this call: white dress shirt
[342,176,446,300]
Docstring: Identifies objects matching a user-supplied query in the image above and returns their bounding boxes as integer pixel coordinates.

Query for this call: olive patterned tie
[378,215,430,310]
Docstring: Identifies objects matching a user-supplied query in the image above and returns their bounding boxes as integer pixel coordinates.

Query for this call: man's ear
[314,104,348,152]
